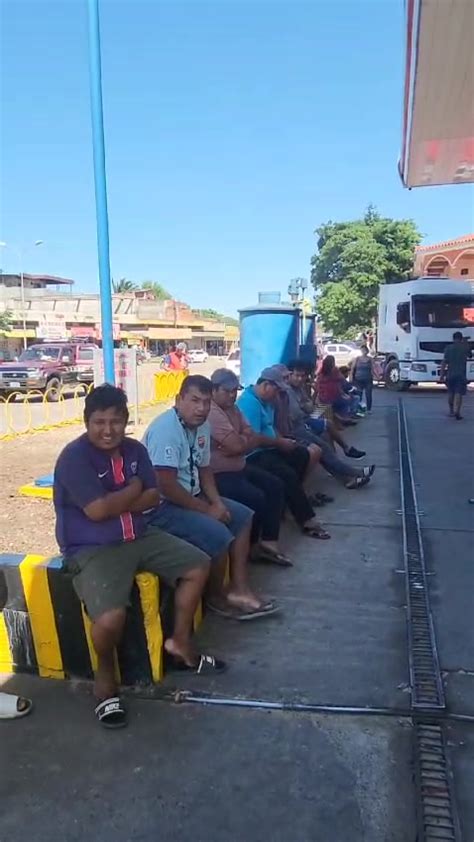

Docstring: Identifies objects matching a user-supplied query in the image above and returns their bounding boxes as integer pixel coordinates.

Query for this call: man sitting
[54,385,221,731]
[237,368,330,539]
[208,369,293,567]
[285,360,374,490]
[143,375,278,620]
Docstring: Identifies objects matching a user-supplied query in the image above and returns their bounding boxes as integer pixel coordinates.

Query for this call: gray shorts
[67,529,210,621]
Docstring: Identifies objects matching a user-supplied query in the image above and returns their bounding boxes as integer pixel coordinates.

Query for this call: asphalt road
[0,358,223,436]
[1,386,472,841]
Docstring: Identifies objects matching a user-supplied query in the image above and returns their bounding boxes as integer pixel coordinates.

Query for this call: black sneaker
[345,447,366,460]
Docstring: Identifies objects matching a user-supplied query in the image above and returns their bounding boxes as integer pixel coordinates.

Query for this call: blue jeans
[147,496,253,560]
[354,379,373,411]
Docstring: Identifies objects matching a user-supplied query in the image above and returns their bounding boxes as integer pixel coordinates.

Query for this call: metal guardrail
[0,370,186,441]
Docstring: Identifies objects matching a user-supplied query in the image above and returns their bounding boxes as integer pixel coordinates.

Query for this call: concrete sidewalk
[1,397,421,841]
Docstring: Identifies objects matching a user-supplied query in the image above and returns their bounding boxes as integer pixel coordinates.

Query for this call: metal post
[19,254,28,350]
[86,0,115,383]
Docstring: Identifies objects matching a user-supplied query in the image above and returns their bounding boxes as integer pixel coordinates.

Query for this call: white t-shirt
[142,408,210,496]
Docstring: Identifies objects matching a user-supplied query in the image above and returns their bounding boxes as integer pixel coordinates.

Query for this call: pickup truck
[0,342,98,401]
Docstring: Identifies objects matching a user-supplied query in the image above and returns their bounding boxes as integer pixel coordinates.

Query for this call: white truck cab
[377,278,474,390]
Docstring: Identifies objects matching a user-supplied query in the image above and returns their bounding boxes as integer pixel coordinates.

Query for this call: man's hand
[207,500,231,523]
[276,437,298,453]
[128,476,143,497]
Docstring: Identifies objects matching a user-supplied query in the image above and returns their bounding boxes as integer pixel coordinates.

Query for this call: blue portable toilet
[239,303,301,386]
[298,313,317,367]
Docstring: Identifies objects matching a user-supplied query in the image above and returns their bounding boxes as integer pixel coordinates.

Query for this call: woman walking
[350,345,374,413]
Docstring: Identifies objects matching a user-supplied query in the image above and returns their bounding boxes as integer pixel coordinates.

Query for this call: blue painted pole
[86,0,115,383]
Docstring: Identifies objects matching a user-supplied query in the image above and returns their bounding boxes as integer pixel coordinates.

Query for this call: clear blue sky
[1,0,473,315]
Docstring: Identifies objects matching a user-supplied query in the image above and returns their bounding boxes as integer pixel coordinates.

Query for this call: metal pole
[86,0,115,383]
[19,251,28,350]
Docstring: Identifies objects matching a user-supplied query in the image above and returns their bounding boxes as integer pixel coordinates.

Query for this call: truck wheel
[384,360,408,391]
[45,377,61,402]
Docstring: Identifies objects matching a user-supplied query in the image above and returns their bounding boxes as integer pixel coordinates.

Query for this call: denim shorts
[447,376,467,396]
[147,496,253,559]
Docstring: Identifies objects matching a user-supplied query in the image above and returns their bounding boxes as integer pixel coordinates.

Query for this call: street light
[0,240,44,348]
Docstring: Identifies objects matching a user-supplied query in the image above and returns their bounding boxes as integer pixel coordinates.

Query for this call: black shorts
[447,376,468,396]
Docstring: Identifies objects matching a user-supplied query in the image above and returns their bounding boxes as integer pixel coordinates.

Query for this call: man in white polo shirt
[143,375,278,621]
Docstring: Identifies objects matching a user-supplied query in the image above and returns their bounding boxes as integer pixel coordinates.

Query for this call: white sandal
[0,692,33,720]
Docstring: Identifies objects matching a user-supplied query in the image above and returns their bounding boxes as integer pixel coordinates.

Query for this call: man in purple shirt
[54,385,225,729]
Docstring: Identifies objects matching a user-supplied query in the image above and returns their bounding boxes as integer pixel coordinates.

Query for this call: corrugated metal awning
[400,0,474,187]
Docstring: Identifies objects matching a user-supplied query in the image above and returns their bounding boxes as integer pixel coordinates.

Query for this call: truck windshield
[412,296,474,328]
[19,346,61,362]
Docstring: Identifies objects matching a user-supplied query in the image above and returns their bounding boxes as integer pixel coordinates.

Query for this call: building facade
[414,234,474,279]
[0,274,239,359]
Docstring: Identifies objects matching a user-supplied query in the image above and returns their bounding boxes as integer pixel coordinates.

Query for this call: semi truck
[377,277,474,390]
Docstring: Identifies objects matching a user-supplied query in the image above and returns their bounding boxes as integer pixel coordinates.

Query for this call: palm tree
[112,277,137,293]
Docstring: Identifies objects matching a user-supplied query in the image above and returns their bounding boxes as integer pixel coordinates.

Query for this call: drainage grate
[413,723,463,842]
[398,400,445,711]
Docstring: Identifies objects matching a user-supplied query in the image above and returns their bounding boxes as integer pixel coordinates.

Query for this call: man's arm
[128,488,160,513]
[199,466,231,522]
[440,348,450,380]
[155,468,211,514]
[84,478,143,522]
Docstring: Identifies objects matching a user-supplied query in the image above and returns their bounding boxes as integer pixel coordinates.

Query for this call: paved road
[1,386,472,841]
[0,358,223,436]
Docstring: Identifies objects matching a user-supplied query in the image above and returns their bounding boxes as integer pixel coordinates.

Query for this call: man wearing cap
[143,374,278,620]
[208,369,293,566]
[236,368,330,540]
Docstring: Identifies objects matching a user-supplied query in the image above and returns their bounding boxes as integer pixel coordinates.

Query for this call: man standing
[237,368,330,539]
[54,385,221,730]
[143,375,278,620]
[440,332,472,420]
[164,342,188,371]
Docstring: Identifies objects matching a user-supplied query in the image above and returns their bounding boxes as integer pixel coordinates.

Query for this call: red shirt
[316,372,343,404]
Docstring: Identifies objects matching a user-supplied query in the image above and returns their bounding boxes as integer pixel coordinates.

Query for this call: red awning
[400,0,474,187]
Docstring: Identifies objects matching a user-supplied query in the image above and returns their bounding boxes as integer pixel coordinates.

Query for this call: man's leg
[447,381,455,416]
[365,381,373,412]
[243,464,285,547]
[248,451,318,529]
[453,381,466,419]
[70,543,138,714]
[215,470,266,544]
[148,501,271,615]
[91,608,127,701]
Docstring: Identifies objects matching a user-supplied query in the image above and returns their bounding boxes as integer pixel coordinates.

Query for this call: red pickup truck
[0,341,98,401]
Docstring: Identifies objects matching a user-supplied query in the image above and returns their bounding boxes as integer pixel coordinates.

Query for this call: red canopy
[400,0,474,187]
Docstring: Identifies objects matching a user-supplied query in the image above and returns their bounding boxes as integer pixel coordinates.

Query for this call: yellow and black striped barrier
[0,553,177,685]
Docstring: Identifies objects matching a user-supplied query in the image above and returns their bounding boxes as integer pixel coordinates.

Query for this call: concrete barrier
[0,553,182,685]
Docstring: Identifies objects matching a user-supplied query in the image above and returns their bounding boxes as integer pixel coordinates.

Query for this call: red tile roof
[415,234,474,252]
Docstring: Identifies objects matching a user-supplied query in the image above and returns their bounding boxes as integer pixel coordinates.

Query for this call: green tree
[140,281,171,300]
[311,207,421,337]
[192,308,239,326]
[112,277,137,293]
[0,309,12,333]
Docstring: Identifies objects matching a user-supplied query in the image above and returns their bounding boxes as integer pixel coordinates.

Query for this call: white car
[225,348,240,377]
[188,348,209,363]
[322,341,362,367]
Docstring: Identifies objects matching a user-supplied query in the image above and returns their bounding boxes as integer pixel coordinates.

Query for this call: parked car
[225,348,240,377]
[321,341,362,367]
[188,348,209,363]
[0,341,98,400]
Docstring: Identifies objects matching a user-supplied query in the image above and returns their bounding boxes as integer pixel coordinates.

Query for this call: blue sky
[1,0,473,315]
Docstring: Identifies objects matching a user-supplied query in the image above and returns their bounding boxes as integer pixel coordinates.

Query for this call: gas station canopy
[400,0,474,188]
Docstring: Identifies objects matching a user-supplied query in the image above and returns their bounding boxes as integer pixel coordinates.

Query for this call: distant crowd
[2,352,376,727]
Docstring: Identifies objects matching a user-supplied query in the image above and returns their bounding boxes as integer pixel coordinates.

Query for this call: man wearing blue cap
[236,367,331,540]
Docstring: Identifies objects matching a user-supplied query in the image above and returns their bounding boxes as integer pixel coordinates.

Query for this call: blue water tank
[298,313,317,367]
[239,304,300,386]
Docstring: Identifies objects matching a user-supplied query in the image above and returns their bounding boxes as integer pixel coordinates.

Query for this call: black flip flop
[206,599,280,622]
[302,526,331,540]
[165,652,227,674]
[94,697,127,729]
[253,548,293,567]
